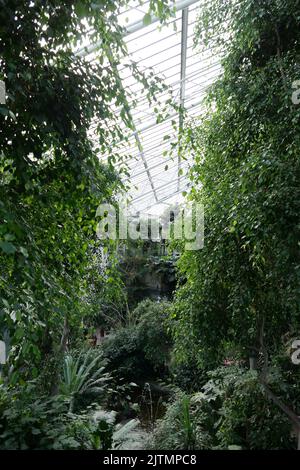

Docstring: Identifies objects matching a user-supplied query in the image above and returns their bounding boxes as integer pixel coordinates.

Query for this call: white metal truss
[80,0,222,214]
[178,6,189,192]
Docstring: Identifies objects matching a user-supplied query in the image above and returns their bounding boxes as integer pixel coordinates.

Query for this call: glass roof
[82,0,222,215]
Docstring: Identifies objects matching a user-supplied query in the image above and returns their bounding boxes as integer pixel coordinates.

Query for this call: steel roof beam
[91,39,158,203]
[131,174,187,204]
[76,0,199,57]
[178,6,189,192]
[137,184,189,213]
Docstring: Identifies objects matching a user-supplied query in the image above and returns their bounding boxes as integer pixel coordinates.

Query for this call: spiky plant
[60,349,111,412]
[180,396,196,450]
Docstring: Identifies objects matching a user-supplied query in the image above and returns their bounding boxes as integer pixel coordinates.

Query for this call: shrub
[59,348,111,412]
[0,383,113,450]
[102,300,171,381]
[134,299,171,370]
[151,366,297,450]
[102,326,152,380]
[201,366,296,450]
[170,356,209,393]
[150,392,212,450]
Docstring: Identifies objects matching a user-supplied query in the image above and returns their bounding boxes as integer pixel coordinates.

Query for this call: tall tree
[0,0,167,381]
[172,0,300,366]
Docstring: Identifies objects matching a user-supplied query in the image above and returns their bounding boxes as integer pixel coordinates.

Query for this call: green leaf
[19,246,29,258]
[0,241,16,254]
[75,1,88,18]
[143,13,152,26]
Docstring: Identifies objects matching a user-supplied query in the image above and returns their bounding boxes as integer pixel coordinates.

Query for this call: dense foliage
[0,0,176,451]
[0,0,168,382]
[1,0,299,452]
[172,0,300,369]
[0,0,126,382]
[102,299,171,381]
[162,0,300,450]
[151,364,296,450]
[119,238,176,309]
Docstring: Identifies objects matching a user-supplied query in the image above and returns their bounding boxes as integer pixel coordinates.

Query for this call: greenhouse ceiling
[80,0,222,215]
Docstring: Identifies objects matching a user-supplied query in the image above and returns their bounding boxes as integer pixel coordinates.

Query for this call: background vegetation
[1,0,300,450]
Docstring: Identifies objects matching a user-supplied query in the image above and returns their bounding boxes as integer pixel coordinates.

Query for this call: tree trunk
[60,315,69,353]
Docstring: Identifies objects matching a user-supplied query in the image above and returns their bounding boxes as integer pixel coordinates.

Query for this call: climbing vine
[172,0,300,365]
